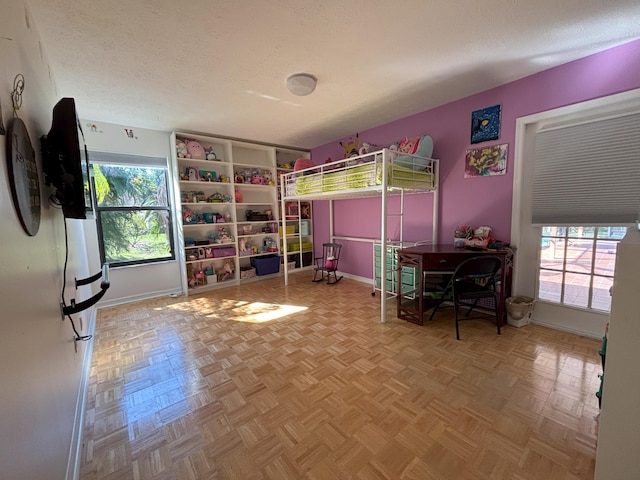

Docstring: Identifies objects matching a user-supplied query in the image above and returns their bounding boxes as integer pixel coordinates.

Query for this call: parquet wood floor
[79,274,601,480]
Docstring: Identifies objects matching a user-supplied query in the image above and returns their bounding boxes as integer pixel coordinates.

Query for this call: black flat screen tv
[41,97,92,219]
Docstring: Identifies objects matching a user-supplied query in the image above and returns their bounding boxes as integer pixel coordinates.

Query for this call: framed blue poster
[471,104,501,144]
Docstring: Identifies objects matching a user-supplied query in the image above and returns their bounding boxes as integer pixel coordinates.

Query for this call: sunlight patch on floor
[229,301,308,323]
[161,297,308,323]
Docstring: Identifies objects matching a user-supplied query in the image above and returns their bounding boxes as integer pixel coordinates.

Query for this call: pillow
[393,135,434,170]
[414,135,434,159]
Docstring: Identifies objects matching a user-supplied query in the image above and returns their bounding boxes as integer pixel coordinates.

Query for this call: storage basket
[247,212,269,221]
[213,246,236,258]
[505,296,534,327]
[251,255,280,275]
[240,267,256,279]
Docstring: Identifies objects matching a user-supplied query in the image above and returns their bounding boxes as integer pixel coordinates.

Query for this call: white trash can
[505,296,534,327]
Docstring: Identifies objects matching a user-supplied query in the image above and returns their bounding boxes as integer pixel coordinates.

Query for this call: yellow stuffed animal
[339,133,359,158]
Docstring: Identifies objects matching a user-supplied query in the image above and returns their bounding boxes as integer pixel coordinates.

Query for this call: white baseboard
[530,318,601,339]
[65,307,98,480]
[340,272,373,286]
[99,288,184,309]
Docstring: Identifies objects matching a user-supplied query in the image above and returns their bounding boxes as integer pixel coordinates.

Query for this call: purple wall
[311,39,640,279]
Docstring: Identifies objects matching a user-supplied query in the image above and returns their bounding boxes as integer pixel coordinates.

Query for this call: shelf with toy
[237,221,278,236]
[232,165,275,186]
[237,235,279,257]
[172,131,301,295]
[186,257,236,289]
[176,134,229,163]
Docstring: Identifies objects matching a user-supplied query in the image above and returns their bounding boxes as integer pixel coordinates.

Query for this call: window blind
[532,112,640,225]
[88,151,167,168]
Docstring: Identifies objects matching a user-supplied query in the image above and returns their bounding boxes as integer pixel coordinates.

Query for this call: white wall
[80,120,183,305]
[0,2,94,479]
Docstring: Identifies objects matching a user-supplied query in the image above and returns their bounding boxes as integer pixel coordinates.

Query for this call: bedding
[294,161,434,196]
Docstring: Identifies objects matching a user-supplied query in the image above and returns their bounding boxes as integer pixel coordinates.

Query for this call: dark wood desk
[396,244,511,326]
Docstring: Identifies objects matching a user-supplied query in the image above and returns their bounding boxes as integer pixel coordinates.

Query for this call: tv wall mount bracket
[62,263,110,316]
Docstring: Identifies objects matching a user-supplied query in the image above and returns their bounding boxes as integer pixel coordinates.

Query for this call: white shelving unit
[276,148,314,273]
[171,132,289,295]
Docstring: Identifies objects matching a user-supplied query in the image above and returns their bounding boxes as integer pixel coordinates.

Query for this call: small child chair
[313,243,343,284]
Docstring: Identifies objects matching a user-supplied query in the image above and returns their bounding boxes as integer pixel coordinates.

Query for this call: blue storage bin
[251,255,280,275]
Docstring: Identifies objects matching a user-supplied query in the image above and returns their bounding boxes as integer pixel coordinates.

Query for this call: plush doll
[217,259,235,281]
[359,142,372,155]
[398,136,420,155]
[339,133,359,158]
[176,139,188,158]
[186,166,198,181]
[185,139,206,160]
[251,172,265,184]
[204,147,217,161]
[182,208,195,224]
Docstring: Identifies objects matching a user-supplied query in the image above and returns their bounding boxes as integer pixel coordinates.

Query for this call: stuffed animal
[217,258,235,281]
[185,166,198,181]
[176,139,188,158]
[251,172,265,185]
[185,139,206,160]
[182,208,195,224]
[339,133,360,158]
[204,147,217,161]
[398,136,420,155]
[358,142,372,155]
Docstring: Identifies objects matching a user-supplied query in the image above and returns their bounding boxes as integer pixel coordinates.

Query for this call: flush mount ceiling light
[286,73,317,96]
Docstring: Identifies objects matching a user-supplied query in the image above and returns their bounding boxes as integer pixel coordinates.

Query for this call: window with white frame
[538,226,627,312]
[91,152,175,267]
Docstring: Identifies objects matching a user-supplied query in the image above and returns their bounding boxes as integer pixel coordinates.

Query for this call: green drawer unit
[373,242,420,296]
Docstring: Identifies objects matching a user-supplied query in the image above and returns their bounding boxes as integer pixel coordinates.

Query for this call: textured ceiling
[26,0,640,149]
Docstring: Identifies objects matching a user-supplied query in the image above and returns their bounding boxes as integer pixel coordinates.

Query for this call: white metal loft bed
[280,148,440,323]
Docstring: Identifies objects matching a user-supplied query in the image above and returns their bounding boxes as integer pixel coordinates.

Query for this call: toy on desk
[454,225,473,248]
[465,225,492,249]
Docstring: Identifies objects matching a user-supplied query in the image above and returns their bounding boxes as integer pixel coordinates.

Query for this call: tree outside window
[93,163,174,267]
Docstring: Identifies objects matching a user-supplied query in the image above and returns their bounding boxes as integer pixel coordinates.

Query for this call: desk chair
[313,243,343,284]
[428,255,502,340]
